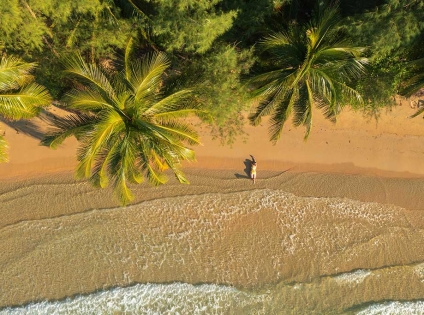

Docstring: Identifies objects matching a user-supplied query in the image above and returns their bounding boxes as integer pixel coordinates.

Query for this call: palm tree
[42,40,201,205]
[400,57,424,118]
[248,6,368,142]
[0,56,52,162]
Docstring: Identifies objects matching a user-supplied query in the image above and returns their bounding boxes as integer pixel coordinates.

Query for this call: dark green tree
[400,56,424,118]
[149,0,237,53]
[347,0,424,61]
[0,0,136,58]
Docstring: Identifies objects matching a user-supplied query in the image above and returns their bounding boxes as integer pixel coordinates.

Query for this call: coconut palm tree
[400,57,424,118]
[0,56,52,162]
[42,40,201,205]
[248,6,368,142]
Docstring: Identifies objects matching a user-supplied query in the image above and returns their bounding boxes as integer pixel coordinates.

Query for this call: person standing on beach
[250,155,257,184]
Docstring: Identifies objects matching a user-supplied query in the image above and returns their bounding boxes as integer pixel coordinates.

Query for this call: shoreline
[0,100,423,211]
[1,101,424,309]
[1,162,424,212]
[1,167,424,309]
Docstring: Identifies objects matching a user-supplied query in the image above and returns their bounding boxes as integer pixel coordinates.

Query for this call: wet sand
[1,171,424,312]
[0,100,424,311]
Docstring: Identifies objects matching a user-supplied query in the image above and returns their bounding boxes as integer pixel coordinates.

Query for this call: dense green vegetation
[0,0,423,203]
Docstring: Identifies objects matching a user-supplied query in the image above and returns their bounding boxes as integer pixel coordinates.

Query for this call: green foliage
[347,0,424,61]
[342,0,424,114]
[150,0,237,53]
[42,43,201,205]
[175,43,255,144]
[0,135,7,163]
[351,55,403,111]
[400,57,424,97]
[249,6,368,142]
[0,0,137,58]
[0,55,52,162]
[219,0,279,43]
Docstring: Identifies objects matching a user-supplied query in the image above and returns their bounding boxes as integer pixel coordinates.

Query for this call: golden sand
[0,100,423,312]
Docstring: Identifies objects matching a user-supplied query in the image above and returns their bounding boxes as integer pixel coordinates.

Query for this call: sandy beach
[1,98,423,207]
[1,99,424,313]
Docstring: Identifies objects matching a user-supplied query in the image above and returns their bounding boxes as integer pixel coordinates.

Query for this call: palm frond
[0,83,52,120]
[261,32,291,50]
[400,57,424,97]
[410,106,424,118]
[137,140,168,186]
[268,88,298,143]
[323,57,368,81]
[155,120,200,146]
[248,69,295,91]
[0,134,8,163]
[0,56,36,88]
[154,108,202,120]
[124,37,134,82]
[64,54,117,104]
[149,134,196,162]
[90,147,114,188]
[293,81,314,140]
[162,154,190,184]
[315,47,366,65]
[249,83,290,126]
[41,113,97,148]
[335,81,363,104]
[145,162,168,186]
[401,74,424,97]
[76,110,124,179]
[311,5,340,49]
[65,89,113,111]
[144,90,193,116]
[310,68,336,105]
[109,136,143,205]
[132,52,170,102]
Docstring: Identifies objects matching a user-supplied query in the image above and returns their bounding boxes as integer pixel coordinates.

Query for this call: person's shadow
[234,159,252,179]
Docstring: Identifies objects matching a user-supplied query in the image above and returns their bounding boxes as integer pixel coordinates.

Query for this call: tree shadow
[0,118,44,140]
[234,159,252,179]
[0,108,64,140]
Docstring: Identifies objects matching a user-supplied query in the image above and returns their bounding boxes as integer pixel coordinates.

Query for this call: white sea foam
[0,283,269,315]
[414,263,424,282]
[356,301,424,315]
[333,269,372,284]
[1,189,418,314]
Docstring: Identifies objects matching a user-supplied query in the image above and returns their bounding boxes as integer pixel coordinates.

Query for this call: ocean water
[1,174,424,314]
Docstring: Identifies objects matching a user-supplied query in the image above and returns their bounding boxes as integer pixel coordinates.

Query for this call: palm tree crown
[400,57,424,118]
[42,41,201,205]
[0,56,52,162]
[249,7,368,142]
